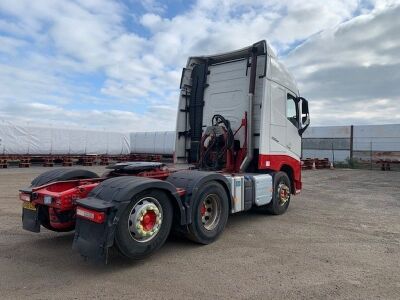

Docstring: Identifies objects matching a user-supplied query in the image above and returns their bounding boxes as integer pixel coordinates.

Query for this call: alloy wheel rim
[128,197,163,243]
[200,194,221,231]
[277,183,290,206]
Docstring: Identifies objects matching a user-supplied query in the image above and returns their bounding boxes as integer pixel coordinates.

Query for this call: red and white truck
[19,40,310,262]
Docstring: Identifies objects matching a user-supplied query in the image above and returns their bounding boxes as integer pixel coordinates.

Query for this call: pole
[370,141,372,170]
[350,125,354,161]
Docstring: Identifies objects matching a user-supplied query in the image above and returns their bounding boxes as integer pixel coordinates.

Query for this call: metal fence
[302,137,400,171]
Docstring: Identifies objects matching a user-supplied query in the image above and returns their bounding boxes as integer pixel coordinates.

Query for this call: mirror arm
[296,96,310,136]
[298,123,309,136]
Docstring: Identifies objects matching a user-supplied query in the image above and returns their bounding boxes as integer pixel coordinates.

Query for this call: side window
[286,94,298,128]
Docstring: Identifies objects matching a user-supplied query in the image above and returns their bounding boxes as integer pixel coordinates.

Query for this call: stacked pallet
[18,157,30,168]
[0,157,8,168]
[99,156,110,165]
[62,156,73,166]
[376,159,400,171]
[43,156,54,167]
[315,158,330,169]
[302,158,331,170]
[130,154,162,162]
[0,153,168,168]
[301,158,314,170]
[82,156,96,166]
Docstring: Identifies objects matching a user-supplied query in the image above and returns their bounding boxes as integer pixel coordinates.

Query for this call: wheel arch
[166,170,232,224]
[31,168,99,187]
[280,164,295,194]
[86,176,186,225]
[73,176,186,262]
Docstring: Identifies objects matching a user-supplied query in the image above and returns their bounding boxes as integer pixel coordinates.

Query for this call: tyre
[186,181,229,244]
[30,168,99,232]
[263,171,291,215]
[114,189,173,260]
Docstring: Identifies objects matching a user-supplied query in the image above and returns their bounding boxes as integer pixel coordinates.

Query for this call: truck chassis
[20,162,291,262]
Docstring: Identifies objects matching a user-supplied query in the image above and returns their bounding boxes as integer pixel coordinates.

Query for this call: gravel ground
[0,167,399,299]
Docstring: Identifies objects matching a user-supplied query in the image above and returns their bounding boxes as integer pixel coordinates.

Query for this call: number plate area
[22,201,37,211]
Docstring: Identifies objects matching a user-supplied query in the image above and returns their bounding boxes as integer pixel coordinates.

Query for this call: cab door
[286,93,301,157]
[269,82,287,153]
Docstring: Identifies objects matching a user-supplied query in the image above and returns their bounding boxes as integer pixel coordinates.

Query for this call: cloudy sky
[0,0,399,131]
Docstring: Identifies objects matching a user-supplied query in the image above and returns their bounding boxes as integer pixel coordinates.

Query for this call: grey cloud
[0,0,398,130]
[304,63,400,101]
[284,4,400,125]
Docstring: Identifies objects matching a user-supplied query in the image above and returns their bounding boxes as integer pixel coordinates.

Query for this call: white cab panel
[203,59,249,146]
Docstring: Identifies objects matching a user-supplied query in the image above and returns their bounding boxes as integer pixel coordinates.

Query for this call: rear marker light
[76,207,105,224]
[19,193,31,202]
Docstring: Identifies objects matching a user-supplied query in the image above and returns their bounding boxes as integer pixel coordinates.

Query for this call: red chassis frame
[19,168,185,230]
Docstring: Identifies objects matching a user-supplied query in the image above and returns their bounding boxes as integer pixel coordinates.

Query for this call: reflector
[44,196,52,205]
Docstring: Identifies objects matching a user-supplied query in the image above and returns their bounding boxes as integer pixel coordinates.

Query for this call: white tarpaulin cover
[0,121,130,155]
[130,131,175,155]
[1,120,398,157]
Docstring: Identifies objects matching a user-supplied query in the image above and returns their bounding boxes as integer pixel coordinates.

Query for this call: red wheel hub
[141,210,157,231]
[200,203,206,216]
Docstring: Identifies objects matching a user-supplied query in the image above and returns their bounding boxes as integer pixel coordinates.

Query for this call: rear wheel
[114,190,173,260]
[30,168,99,232]
[263,171,291,215]
[186,181,229,244]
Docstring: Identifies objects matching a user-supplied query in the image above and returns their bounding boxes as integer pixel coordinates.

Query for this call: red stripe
[258,154,302,192]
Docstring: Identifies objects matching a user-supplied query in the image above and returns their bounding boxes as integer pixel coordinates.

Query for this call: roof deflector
[192,40,267,64]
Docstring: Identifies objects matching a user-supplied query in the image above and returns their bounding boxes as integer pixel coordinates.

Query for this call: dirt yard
[0,167,399,299]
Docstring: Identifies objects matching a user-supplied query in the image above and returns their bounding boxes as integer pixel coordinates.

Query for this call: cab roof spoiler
[190,40,268,64]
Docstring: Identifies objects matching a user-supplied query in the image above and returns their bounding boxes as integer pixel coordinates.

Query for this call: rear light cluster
[19,192,31,202]
[76,207,105,224]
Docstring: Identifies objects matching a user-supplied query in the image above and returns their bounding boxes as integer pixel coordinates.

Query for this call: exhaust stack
[240,46,258,172]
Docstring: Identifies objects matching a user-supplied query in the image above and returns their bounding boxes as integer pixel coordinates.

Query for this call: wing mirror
[297,97,310,136]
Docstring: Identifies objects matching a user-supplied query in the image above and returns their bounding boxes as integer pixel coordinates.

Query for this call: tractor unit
[19,40,310,262]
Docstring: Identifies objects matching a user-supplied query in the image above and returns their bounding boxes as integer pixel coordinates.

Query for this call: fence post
[350,125,354,161]
[370,141,373,170]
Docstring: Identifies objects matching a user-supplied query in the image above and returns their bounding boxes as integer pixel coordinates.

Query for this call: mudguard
[22,208,40,233]
[166,170,232,224]
[72,199,115,262]
[72,176,184,262]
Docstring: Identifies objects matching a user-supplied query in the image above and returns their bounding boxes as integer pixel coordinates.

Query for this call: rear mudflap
[72,198,122,263]
[72,218,116,263]
[22,208,40,233]
[22,205,51,233]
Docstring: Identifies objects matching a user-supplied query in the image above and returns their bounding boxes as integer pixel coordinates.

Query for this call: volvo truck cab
[175,40,309,190]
